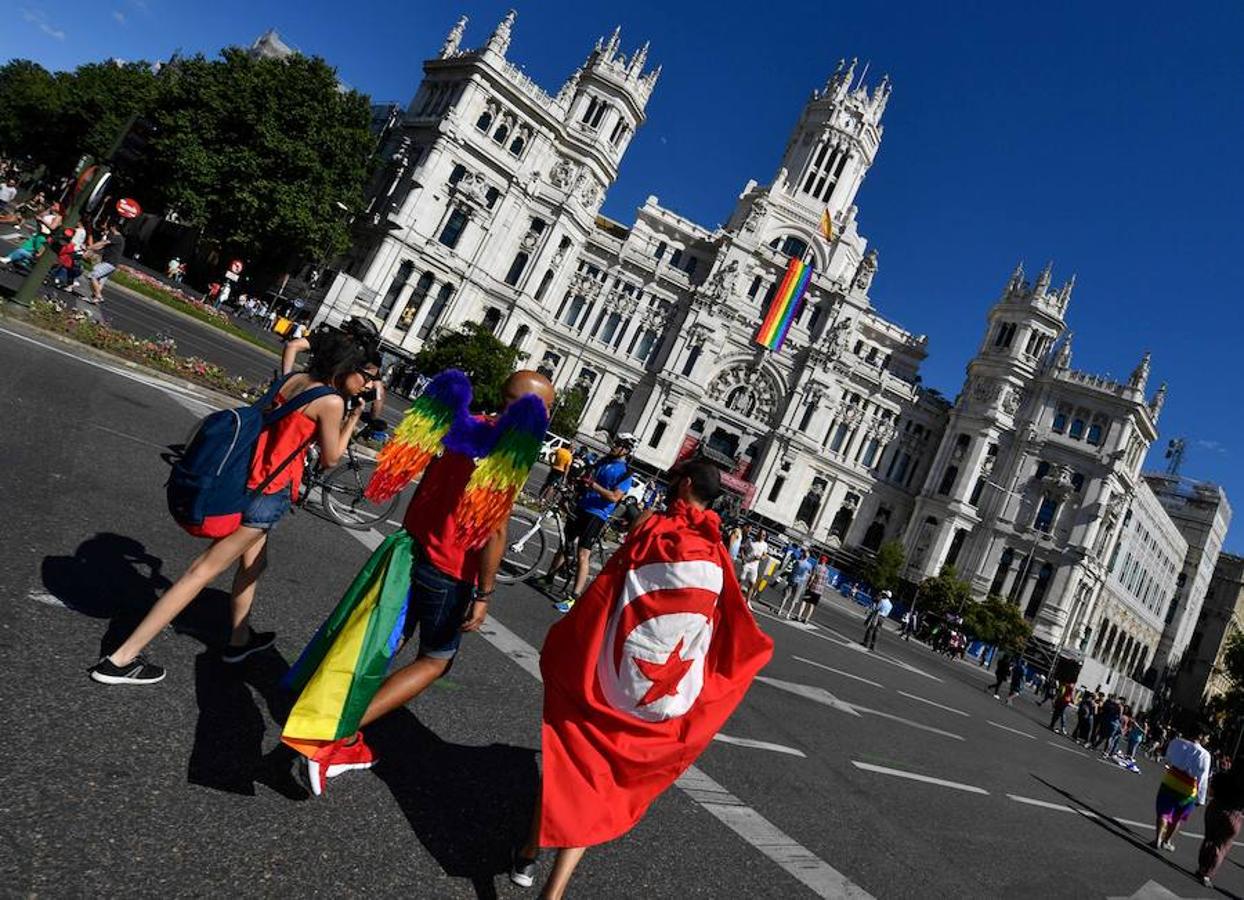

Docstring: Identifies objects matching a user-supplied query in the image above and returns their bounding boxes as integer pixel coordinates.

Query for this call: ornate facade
[314,12,1221,683]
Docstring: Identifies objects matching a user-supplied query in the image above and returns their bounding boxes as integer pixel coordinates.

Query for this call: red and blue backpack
[167,373,335,537]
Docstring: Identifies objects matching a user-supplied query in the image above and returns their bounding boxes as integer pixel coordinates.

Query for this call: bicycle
[499,480,621,585]
[299,431,399,529]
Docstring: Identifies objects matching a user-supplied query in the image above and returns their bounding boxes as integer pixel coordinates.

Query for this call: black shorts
[565,509,608,551]
[542,468,566,490]
[806,590,822,607]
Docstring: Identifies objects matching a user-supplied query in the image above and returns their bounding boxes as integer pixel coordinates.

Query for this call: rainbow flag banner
[755,256,813,352]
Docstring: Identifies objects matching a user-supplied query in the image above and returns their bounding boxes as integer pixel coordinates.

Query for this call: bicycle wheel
[321,458,398,529]
[498,510,549,584]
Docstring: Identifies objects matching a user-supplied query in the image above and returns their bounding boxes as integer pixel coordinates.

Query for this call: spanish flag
[819,208,834,241]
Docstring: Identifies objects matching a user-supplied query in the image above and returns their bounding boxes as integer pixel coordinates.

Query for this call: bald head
[502,369,555,414]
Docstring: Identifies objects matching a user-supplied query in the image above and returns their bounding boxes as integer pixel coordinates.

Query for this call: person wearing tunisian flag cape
[510,458,774,898]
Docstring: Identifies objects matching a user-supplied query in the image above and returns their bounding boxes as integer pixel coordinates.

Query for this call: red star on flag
[633,637,694,707]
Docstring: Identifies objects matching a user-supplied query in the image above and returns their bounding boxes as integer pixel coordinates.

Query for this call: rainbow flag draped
[755,256,812,352]
[281,530,414,758]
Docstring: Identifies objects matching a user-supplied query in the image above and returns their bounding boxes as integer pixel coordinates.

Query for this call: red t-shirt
[403,450,480,584]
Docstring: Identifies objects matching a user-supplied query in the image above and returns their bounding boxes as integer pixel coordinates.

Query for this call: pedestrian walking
[1092,696,1122,754]
[1196,763,1244,888]
[1152,723,1212,853]
[280,369,555,795]
[540,441,574,502]
[1124,714,1148,761]
[737,530,769,608]
[989,652,1013,699]
[86,222,124,304]
[1005,656,1027,705]
[1074,690,1097,744]
[727,523,743,562]
[795,555,830,624]
[862,590,893,650]
[1049,681,1075,734]
[88,330,379,685]
[510,459,772,898]
[777,549,813,618]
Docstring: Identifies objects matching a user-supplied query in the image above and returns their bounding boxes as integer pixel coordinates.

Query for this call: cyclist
[539,433,636,613]
[540,440,574,502]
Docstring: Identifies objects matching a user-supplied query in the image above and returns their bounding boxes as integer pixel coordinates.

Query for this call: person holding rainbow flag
[279,368,554,795]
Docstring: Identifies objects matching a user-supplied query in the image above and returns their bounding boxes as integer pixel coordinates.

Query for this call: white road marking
[852,761,989,795]
[385,519,403,528]
[896,690,970,717]
[27,590,66,608]
[1046,740,1087,756]
[772,613,942,683]
[1108,880,1194,900]
[757,676,964,740]
[713,733,807,758]
[793,655,884,688]
[1005,795,1242,847]
[756,676,861,716]
[987,720,1037,740]
[340,527,870,899]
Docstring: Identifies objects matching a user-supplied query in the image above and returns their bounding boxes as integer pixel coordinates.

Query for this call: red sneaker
[304,733,376,797]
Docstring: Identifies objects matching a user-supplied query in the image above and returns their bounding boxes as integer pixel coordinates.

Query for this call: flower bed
[29,297,259,400]
[110,266,275,353]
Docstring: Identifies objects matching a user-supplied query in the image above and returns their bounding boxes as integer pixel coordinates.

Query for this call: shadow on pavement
[41,532,233,656]
[368,709,539,899]
[188,647,305,799]
[1031,775,1241,899]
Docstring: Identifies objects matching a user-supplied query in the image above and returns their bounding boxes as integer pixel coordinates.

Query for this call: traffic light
[111,116,158,170]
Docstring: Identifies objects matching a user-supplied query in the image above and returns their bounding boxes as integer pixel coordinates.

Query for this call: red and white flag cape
[538,500,774,848]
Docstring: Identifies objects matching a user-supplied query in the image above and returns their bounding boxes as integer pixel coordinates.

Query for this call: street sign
[115,197,142,219]
[228,259,244,275]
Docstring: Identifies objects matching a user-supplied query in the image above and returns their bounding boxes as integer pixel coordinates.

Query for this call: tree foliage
[963,595,1033,653]
[550,384,588,437]
[412,322,521,413]
[866,540,906,593]
[0,50,373,280]
[1208,632,1244,726]
[915,566,974,619]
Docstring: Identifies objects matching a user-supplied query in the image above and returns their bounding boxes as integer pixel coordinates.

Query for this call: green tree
[0,60,65,168]
[866,540,906,593]
[138,49,372,276]
[964,595,1033,652]
[412,322,521,413]
[915,566,974,618]
[549,384,588,437]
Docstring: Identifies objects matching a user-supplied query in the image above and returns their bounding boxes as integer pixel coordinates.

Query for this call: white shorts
[740,561,760,585]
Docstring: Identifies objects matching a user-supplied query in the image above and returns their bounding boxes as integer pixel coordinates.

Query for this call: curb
[0,304,244,410]
[108,277,283,359]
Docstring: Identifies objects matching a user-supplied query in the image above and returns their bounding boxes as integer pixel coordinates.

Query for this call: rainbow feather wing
[365,370,472,502]
[454,394,548,549]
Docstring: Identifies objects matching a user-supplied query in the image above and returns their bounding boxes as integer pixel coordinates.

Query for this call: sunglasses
[354,368,379,381]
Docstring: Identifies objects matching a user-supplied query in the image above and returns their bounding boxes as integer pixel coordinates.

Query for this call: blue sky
[7,1,1244,546]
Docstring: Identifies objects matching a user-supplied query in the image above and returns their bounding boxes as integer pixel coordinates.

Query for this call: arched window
[448,164,467,186]
[1025,562,1054,619]
[378,260,414,319]
[534,269,554,301]
[863,519,886,552]
[417,283,454,341]
[1034,496,1059,533]
[480,307,501,334]
[937,465,959,496]
[509,324,529,350]
[438,207,469,248]
[397,271,435,330]
[493,122,509,143]
[769,235,809,261]
[475,109,493,131]
[1052,411,1068,433]
[1069,418,1085,440]
[504,251,529,286]
[1086,422,1104,445]
[509,135,526,156]
[990,548,1015,596]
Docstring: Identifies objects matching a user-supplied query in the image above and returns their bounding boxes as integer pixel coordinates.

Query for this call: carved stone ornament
[1002,386,1024,415]
[550,157,577,189]
[707,365,778,423]
[970,376,1000,405]
[579,181,600,209]
[439,15,467,58]
[742,199,768,234]
[703,258,739,301]
[853,248,878,292]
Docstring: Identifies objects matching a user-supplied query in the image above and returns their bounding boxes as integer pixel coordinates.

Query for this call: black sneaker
[221,630,276,663]
[510,849,540,888]
[89,655,166,685]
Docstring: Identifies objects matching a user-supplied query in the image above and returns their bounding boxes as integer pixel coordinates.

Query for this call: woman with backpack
[89,330,377,685]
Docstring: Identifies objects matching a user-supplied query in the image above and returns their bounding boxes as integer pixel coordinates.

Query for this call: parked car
[541,433,571,464]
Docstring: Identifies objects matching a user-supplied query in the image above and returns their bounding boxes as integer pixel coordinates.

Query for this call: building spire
[1149,382,1167,421]
[1005,261,1025,297]
[629,40,649,75]
[486,9,516,56]
[1129,350,1151,390]
[1057,273,1076,311]
[604,25,621,57]
[1034,260,1053,295]
[1055,331,1073,370]
[439,15,468,58]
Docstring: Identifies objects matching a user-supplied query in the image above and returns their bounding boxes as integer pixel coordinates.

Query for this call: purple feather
[443,393,549,458]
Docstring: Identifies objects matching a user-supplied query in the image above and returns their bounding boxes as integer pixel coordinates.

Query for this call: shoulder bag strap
[249,385,340,498]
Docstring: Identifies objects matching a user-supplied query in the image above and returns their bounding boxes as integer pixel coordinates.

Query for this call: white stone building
[314,12,1218,687]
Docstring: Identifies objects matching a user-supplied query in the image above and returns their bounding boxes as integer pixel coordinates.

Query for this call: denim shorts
[242,486,292,531]
[398,542,475,660]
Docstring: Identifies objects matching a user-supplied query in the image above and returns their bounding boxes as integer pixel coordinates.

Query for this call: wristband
[475,588,495,600]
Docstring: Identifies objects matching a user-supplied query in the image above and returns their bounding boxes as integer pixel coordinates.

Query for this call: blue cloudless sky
[6,1,1243,547]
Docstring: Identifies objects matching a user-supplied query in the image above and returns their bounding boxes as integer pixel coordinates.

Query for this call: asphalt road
[1,321,1236,899]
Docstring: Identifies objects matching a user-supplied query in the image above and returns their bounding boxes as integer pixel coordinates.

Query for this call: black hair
[670,458,722,504]
[306,328,367,385]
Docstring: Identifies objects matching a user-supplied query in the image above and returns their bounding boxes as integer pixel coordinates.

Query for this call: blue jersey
[578,458,633,521]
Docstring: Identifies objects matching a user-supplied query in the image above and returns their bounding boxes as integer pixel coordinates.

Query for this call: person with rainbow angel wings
[280,368,554,795]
